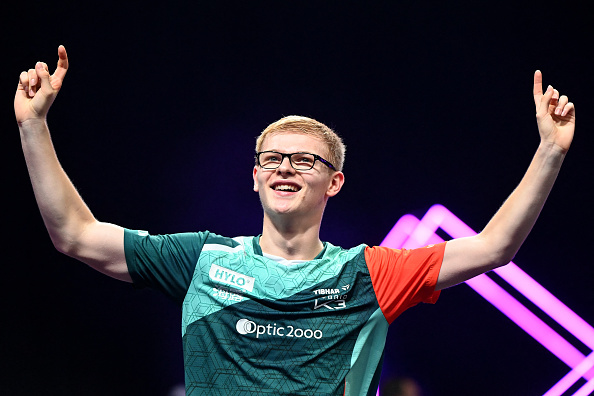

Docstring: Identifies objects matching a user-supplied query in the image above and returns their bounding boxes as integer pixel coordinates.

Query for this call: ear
[326,171,345,198]
[253,166,259,192]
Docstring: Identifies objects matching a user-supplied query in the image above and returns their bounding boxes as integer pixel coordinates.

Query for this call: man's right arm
[16,46,131,282]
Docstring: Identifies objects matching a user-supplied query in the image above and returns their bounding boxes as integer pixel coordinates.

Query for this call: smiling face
[253,132,345,224]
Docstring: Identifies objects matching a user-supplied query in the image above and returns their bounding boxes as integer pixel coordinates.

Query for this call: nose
[276,155,295,174]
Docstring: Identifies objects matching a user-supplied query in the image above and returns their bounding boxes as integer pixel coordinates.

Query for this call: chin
[271,206,298,215]
[264,203,302,218]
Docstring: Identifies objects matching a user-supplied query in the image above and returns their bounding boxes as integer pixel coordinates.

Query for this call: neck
[259,214,324,260]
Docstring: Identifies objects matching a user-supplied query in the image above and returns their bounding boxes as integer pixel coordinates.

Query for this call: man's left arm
[436,70,576,290]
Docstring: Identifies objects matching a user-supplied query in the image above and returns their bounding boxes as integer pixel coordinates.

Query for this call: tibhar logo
[312,285,350,310]
[313,288,340,295]
[209,264,255,292]
[236,318,323,339]
[313,284,350,295]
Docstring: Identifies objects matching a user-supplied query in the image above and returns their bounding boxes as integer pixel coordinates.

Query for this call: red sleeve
[365,242,446,324]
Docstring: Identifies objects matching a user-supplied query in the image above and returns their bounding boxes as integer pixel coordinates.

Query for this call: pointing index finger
[533,70,543,107]
[52,45,69,81]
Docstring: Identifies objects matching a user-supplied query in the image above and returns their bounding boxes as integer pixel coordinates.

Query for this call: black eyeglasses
[255,151,336,171]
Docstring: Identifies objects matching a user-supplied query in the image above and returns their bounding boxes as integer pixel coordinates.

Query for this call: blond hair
[255,115,346,171]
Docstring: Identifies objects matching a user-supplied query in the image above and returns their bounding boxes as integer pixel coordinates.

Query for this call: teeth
[275,184,298,192]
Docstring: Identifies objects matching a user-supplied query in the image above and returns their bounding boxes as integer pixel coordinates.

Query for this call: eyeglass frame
[255,151,336,171]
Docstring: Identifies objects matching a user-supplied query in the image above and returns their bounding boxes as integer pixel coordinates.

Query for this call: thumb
[36,62,54,93]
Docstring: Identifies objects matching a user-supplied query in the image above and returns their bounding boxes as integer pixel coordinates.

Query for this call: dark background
[4,2,593,395]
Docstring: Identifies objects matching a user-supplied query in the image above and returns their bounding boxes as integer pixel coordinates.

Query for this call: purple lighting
[544,352,594,396]
[380,204,594,395]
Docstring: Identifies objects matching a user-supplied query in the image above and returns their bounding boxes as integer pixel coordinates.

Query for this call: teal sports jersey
[124,229,444,395]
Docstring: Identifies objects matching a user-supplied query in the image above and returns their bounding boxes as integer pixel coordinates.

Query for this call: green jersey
[124,229,444,395]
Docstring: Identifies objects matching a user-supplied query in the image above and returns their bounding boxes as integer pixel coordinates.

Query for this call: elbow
[485,245,517,270]
[48,227,87,258]
[46,217,98,258]
[491,254,515,270]
[474,233,518,271]
[50,235,78,257]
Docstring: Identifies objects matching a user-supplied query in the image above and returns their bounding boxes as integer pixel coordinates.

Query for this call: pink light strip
[380,204,594,394]
[544,352,594,396]
[463,274,588,372]
[411,205,594,381]
[572,376,594,396]
[383,216,589,375]
[411,205,594,352]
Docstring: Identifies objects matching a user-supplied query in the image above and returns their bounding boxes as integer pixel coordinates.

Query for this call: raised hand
[533,70,575,153]
[15,45,69,125]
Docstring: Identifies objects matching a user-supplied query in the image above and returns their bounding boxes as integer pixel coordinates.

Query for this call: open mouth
[272,184,301,192]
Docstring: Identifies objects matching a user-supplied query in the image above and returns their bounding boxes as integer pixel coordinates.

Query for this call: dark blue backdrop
[5,2,594,395]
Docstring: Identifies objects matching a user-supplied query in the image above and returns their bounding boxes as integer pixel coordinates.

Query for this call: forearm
[479,141,565,265]
[440,142,566,289]
[20,118,96,254]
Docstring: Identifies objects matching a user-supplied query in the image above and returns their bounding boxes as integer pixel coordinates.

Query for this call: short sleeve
[124,229,210,305]
[365,242,446,324]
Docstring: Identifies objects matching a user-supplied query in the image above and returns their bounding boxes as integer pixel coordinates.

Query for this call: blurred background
[4,1,593,395]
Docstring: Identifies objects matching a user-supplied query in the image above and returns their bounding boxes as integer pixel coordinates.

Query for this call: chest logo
[312,285,351,310]
[209,263,255,292]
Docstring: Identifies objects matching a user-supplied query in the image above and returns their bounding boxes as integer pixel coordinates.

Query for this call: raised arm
[436,70,575,290]
[16,46,131,282]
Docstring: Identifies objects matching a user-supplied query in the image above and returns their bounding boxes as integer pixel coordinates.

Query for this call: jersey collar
[252,235,327,260]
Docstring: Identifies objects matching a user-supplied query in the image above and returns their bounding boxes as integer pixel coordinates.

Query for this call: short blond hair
[255,115,346,171]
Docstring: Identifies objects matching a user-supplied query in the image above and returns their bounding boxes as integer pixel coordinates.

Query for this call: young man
[16,46,575,395]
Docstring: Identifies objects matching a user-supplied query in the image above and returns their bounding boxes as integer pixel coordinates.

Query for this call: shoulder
[321,242,369,269]
[364,242,446,263]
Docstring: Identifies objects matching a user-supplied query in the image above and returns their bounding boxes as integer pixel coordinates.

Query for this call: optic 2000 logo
[236,318,323,339]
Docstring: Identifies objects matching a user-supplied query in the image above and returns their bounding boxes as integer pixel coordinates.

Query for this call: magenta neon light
[384,213,590,377]
[544,352,594,396]
[380,204,594,395]
[408,204,594,352]
[572,376,594,396]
